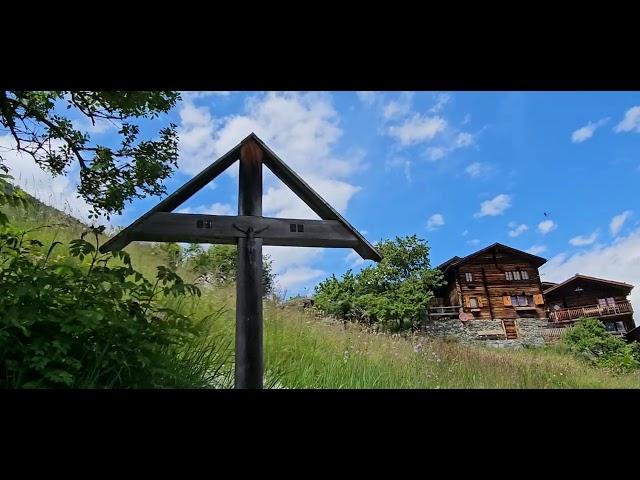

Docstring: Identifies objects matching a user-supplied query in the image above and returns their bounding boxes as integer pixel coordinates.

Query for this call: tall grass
[179,286,640,388]
[6,196,640,389]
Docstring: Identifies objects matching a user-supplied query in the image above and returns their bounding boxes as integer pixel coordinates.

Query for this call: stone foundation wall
[421,318,548,348]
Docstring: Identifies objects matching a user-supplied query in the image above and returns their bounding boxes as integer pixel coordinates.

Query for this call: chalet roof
[543,274,634,295]
[100,133,382,262]
[437,242,547,274]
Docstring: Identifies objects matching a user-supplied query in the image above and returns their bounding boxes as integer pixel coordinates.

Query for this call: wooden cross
[101,133,382,389]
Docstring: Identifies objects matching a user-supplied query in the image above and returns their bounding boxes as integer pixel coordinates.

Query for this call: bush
[563,317,639,374]
[314,235,444,331]
[0,225,221,388]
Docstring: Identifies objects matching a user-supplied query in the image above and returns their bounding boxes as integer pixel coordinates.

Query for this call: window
[505,270,528,281]
[465,272,473,282]
[511,295,533,307]
[616,321,626,332]
[605,322,616,332]
[469,297,479,308]
[598,297,616,307]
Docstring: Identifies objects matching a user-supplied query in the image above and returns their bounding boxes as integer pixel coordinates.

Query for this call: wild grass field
[5,199,640,389]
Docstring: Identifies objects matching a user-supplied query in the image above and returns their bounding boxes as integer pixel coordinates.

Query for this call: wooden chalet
[432,243,547,326]
[543,274,635,335]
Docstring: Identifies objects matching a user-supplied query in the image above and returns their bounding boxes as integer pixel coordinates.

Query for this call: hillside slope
[4,199,640,388]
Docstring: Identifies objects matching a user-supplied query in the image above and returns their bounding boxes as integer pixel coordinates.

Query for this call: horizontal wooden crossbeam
[101,212,361,251]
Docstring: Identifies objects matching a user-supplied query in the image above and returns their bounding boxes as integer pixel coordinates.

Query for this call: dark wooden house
[543,274,635,334]
[432,243,548,322]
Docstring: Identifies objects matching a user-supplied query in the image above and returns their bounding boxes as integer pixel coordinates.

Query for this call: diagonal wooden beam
[250,134,382,261]
[99,141,242,253]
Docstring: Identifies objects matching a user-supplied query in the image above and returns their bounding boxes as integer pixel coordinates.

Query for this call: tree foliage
[314,235,444,331]
[0,91,180,219]
[157,242,275,296]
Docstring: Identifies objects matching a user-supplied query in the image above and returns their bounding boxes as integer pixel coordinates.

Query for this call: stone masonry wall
[421,318,548,348]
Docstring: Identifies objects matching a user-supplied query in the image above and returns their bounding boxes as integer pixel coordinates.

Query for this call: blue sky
[3,91,640,307]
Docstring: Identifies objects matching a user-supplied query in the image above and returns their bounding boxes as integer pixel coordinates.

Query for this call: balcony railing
[548,301,633,322]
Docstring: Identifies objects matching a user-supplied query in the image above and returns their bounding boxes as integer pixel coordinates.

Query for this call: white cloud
[428,93,451,114]
[509,223,529,237]
[0,134,102,225]
[538,219,557,235]
[177,202,235,216]
[181,91,231,101]
[462,114,471,125]
[467,239,481,246]
[382,93,413,120]
[614,106,640,133]
[454,132,474,148]
[385,157,412,182]
[610,210,632,236]
[177,101,220,175]
[569,230,599,246]
[388,114,447,146]
[527,245,547,255]
[571,117,609,143]
[345,250,366,267]
[357,91,379,106]
[425,131,475,161]
[276,267,326,292]
[175,92,365,294]
[426,213,445,231]
[72,116,117,135]
[426,147,447,161]
[474,194,512,218]
[465,162,485,178]
[462,230,469,236]
[542,228,640,313]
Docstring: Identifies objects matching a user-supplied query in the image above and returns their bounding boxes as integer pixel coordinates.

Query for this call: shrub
[0,225,216,388]
[563,317,639,374]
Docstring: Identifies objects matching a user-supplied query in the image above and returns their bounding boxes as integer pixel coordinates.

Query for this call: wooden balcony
[548,301,633,322]
[427,305,462,320]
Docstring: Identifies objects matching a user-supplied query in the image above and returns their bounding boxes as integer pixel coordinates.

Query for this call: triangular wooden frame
[100,133,382,262]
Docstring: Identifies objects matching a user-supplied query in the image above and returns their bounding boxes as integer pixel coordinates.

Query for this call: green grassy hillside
[4,199,640,388]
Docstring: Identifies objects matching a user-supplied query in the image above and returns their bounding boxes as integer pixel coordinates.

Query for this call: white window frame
[505,271,513,281]
[465,272,473,282]
[520,270,529,280]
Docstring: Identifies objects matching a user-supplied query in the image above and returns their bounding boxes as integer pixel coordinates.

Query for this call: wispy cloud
[527,245,547,255]
[428,93,451,114]
[571,117,609,143]
[382,93,413,120]
[426,213,445,231]
[538,220,557,235]
[474,194,512,218]
[508,223,529,237]
[177,202,235,216]
[357,91,379,107]
[610,210,632,236]
[465,162,494,179]
[388,114,447,146]
[614,106,640,133]
[569,229,599,246]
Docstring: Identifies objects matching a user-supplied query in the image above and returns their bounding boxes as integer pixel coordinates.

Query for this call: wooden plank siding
[435,247,547,320]
[544,278,635,331]
[456,251,546,320]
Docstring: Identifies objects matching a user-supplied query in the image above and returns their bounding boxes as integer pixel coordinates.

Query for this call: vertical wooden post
[235,139,264,389]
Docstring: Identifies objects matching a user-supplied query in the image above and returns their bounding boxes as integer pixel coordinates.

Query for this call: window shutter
[533,294,544,306]
[464,296,470,308]
[478,297,483,307]
[503,295,512,306]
